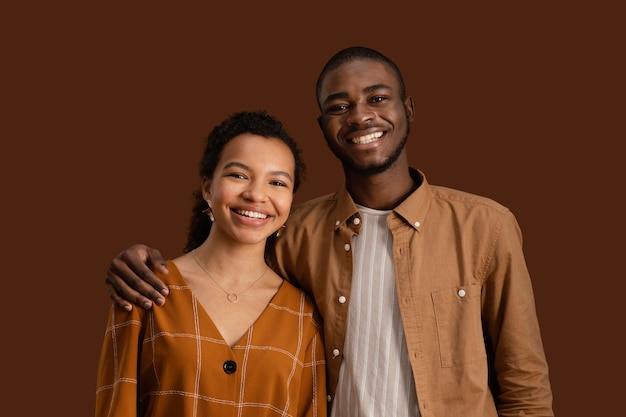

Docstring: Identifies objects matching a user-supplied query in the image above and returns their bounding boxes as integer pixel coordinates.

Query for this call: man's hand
[105,244,170,311]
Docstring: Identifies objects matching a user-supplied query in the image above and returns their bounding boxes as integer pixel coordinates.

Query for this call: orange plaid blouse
[95,261,327,417]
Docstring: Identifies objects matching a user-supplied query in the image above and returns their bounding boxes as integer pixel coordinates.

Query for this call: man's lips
[349,131,383,144]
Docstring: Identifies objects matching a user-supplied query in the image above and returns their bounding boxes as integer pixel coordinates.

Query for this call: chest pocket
[431,284,486,367]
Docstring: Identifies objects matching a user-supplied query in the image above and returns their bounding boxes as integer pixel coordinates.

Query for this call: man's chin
[346,160,394,176]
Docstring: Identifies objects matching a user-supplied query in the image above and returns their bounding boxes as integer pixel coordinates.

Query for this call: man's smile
[349,131,384,144]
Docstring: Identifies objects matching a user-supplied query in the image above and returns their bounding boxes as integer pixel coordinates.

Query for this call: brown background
[3,1,623,415]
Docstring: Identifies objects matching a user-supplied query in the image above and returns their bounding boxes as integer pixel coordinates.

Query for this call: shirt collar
[333,168,432,232]
[333,187,361,231]
[393,168,432,232]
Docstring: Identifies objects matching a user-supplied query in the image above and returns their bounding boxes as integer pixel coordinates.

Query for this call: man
[106,46,554,416]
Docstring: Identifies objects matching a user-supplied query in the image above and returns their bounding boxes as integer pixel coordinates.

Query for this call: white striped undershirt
[330,205,420,417]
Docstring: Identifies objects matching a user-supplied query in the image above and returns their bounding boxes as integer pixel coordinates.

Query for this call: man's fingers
[146,247,169,281]
[106,260,165,309]
[106,284,134,311]
[118,248,169,297]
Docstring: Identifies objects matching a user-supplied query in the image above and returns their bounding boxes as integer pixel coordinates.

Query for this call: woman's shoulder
[274,280,321,325]
[157,260,187,287]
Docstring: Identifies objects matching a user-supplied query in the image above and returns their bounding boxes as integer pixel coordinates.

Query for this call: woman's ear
[201,177,212,202]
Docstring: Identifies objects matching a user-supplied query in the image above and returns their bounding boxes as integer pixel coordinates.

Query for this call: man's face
[317,59,414,175]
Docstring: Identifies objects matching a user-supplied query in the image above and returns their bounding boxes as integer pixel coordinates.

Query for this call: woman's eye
[271,180,288,187]
[229,173,247,179]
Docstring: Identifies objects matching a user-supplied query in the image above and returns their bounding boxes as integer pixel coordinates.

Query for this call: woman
[95,111,327,417]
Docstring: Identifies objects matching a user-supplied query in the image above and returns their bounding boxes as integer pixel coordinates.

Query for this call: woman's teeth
[236,210,268,219]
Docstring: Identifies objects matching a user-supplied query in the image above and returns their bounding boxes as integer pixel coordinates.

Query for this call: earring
[276,224,286,237]
[202,201,215,222]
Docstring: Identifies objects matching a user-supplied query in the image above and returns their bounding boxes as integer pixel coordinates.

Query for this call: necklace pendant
[226,293,239,303]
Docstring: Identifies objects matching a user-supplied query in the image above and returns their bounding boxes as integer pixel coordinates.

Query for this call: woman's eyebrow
[224,161,293,182]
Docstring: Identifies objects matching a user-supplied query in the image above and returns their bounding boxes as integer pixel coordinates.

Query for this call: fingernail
[161,288,169,296]
[155,297,165,306]
[143,301,153,309]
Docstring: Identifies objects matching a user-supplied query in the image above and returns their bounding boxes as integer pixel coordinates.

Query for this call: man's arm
[105,244,170,311]
[483,211,554,416]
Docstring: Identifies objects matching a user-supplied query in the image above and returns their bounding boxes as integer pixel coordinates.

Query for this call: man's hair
[315,46,407,107]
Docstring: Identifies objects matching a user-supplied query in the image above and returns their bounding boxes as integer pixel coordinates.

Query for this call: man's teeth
[236,210,268,219]
[350,131,383,144]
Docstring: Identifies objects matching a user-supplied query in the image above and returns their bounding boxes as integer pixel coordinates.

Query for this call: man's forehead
[321,61,398,93]
[330,58,391,76]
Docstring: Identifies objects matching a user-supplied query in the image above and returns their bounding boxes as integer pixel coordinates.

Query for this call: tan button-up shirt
[272,169,553,417]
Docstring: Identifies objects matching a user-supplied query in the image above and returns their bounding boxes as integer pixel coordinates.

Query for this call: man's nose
[347,102,375,125]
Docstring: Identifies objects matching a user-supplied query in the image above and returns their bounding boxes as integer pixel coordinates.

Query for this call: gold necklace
[191,249,268,303]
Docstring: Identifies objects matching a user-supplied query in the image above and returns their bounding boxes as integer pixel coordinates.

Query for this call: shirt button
[414,221,421,227]
[335,220,340,226]
[327,395,332,402]
[223,360,237,374]
[344,243,351,251]
[338,296,346,304]
[353,217,360,225]
[332,348,340,358]
[458,289,466,297]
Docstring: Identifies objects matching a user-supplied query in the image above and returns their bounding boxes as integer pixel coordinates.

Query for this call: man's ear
[405,96,415,122]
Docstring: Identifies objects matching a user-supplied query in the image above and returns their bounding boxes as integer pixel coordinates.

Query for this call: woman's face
[202,134,295,246]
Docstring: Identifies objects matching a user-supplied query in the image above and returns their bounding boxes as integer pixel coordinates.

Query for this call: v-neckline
[168,261,286,351]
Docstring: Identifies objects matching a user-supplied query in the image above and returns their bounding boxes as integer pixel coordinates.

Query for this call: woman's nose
[242,181,268,202]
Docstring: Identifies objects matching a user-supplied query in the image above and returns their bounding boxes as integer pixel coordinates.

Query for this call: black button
[223,360,237,374]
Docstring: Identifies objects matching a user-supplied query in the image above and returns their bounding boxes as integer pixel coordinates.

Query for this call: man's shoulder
[290,192,341,216]
[428,184,510,214]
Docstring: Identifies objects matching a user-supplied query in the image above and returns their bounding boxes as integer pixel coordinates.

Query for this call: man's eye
[371,96,387,103]
[328,104,348,113]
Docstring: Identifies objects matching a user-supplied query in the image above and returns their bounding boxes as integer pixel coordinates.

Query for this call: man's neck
[344,162,418,210]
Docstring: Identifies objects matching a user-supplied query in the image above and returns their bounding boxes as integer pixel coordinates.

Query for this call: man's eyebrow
[322,83,393,106]
[322,92,348,106]
[224,161,293,182]
[364,83,392,94]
